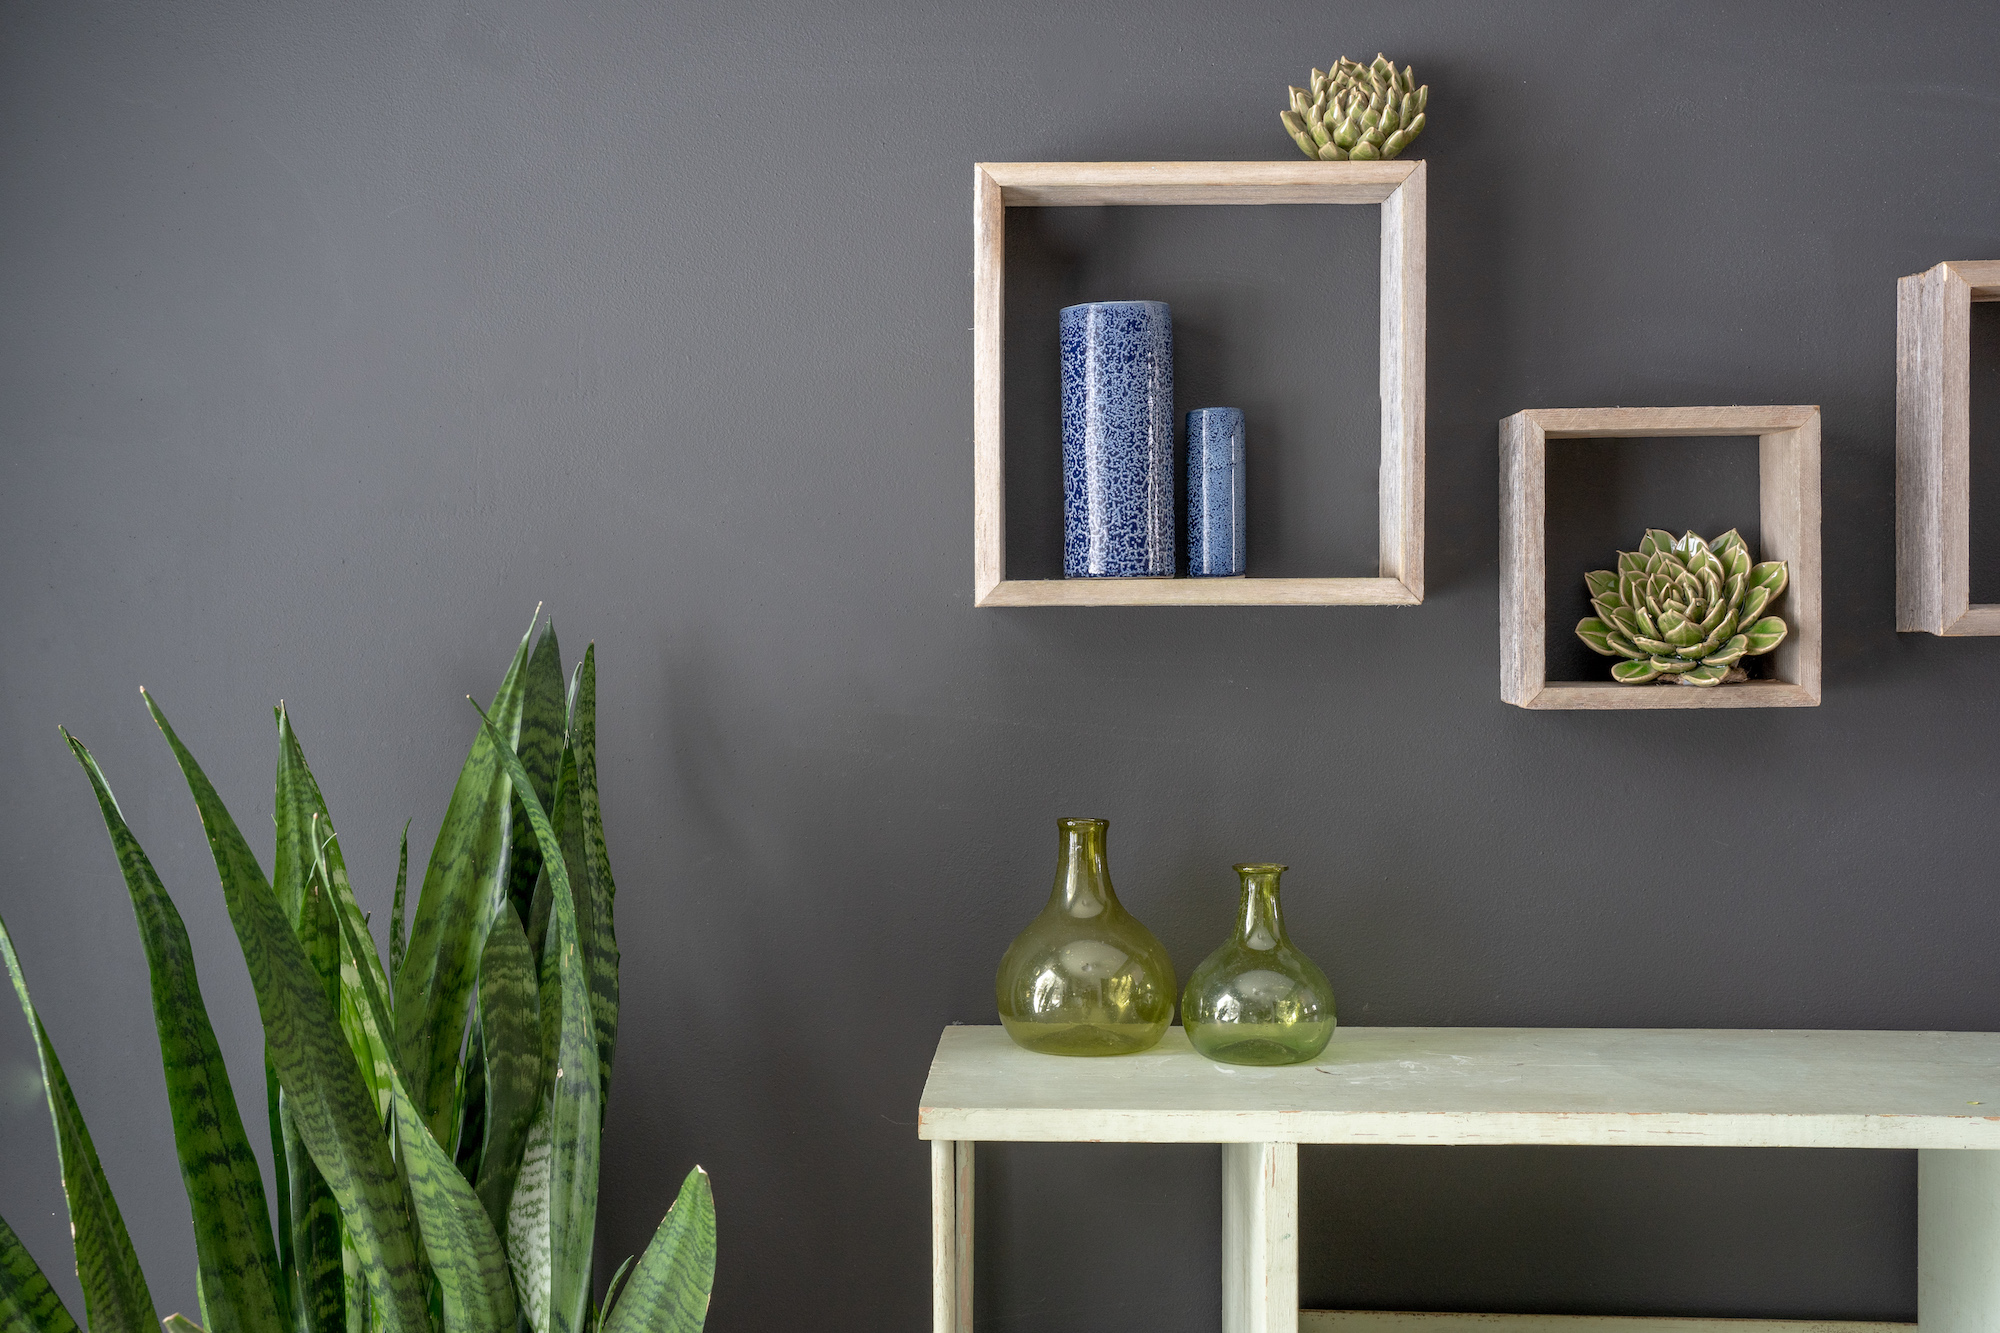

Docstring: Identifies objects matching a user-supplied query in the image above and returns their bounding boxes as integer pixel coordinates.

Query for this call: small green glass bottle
[1182,863,1335,1066]
[995,817,1176,1056]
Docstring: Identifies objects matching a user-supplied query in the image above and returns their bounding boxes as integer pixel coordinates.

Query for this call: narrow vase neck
[1050,819,1117,918]
[1235,864,1289,950]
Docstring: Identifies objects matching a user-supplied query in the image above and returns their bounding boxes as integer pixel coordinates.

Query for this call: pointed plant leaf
[1679,664,1729,686]
[1582,569,1617,599]
[599,1168,714,1333]
[62,734,289,1333]
[569,646,619,1116]
[141,693,430,1333]
[164,1318,209,1333]
[397,620,534,1147]
[474,909,541,1240]
[596,1258,635,1331]
[1610,659,1661,684]
[0,911,158,1333]
[505,625,569,932]
[389,823,409,986]
[0,1210,81,1333]
[1742,616,1789,654]
[1575,618,1617,656]
[1750,560,1789,599]
[1703,634,1750,667]
[471,701,599,1333]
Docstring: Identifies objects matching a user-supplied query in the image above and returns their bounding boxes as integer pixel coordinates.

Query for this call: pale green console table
[918,1025,2000,1333]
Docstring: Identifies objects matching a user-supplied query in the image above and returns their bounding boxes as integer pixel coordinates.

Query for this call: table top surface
[917,1025,2000,1148]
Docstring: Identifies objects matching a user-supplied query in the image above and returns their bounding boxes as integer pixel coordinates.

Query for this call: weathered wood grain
[918,1026,2000,1147]
[980,159,1415,206]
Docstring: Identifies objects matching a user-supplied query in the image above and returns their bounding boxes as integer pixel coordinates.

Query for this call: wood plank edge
[976,578,1421,607]
[1303,1313,1911,1332]
[1942,604,2000,635]
[1525,681,1819,710]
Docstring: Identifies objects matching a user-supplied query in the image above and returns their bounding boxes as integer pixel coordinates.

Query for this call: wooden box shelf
[1896,260,2000,635]
[919,1024,2000,1333]
[973,161,1425,607]
[1498,406,1823,710]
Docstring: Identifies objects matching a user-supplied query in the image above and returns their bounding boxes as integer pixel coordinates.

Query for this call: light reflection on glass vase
[994,817,1176,1056]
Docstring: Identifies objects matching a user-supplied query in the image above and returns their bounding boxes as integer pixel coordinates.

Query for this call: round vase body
[1182,864,1334,1066]
[996,817,1177,1056]
[1060,301,1176,578]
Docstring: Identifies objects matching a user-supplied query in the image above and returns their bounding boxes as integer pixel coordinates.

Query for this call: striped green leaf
[473,907,540,1239]
[503,1107,553,1333]
[504,625,568,934]
[62,733,289,1333]
[598,1169,713,1333]
[0,912,157,1333]
[471,702,599,1333]
[389,823,409,985]
[268,715,351,1333]
[397,622,533,1148]
[329,910,515,1333]
[0,1211,80,1333]
[568,647,619,1118]
[142,692,431,1333]
[279,1096,344,1333]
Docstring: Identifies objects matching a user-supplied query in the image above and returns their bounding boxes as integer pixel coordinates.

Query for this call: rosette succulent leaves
[1281,54,1427,161]
[1575,529,1789,686]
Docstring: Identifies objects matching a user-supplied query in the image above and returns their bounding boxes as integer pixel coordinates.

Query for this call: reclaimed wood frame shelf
[1498,406,1823,710]
[920,1024,2000,1333]
[972,160,1425,607]
[1896,260,2000,635]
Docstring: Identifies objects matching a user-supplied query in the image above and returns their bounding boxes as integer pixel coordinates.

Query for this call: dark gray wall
[3,2,1997,1328]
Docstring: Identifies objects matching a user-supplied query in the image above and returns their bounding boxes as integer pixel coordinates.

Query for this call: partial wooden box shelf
[1499,406,1822,710]
[920,1024,2000,1333]
[973,160,1425,607]
[1896,260,2000,635]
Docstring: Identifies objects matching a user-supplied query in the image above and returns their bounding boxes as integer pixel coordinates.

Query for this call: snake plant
[0,615,714,1333]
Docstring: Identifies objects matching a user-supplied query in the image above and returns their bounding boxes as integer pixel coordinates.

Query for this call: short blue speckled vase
[1186,407,1247,577]
[1059,301,1175,578]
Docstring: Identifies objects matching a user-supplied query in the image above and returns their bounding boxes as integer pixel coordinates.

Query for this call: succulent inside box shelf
[1575,528,1791,687]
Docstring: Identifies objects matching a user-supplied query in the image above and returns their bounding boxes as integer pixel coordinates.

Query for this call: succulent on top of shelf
[1576,528,1790,686]
[1280,54,1427,161]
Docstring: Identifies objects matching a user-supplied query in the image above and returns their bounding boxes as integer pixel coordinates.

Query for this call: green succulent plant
[0,615,714,1333]
[1576,529,1790,686]
[1280,54,1428,161]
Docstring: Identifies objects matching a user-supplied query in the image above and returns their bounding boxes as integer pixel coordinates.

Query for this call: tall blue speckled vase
[1186,407,1247,577]
[1059,301,1175,578]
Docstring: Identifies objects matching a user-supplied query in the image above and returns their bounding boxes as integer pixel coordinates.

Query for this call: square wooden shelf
[972,160,1425,607]
[1897,260,2000,635]
[1499,406,1822,710]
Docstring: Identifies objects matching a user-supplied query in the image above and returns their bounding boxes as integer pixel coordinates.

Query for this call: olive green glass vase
[1182,863,1335,1066]
[995,817,1177,1056]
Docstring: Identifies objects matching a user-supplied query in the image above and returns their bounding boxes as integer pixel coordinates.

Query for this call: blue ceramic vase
[1186,407,1246,577]
[1059,301,1175,578]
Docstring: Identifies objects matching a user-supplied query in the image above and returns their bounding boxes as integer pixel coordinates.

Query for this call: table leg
[1920,1147,2000,1332]
[931,1139,974,1333]
[1222,1142,1298,1333]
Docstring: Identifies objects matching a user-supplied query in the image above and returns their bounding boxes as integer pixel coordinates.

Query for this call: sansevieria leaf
[62,733,290,1333]
[398,620,534,1147]
[473,907,541,1239]
[142,692,431,1333]
[328,909,516,1333]
[473,701,599,1333]
[569,646,620,1117]
[599,1168,714,1333]
[0,1210,81,1333]
[505,624,569,934]
[0,912,157,1333]
[271,713,348,1333]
